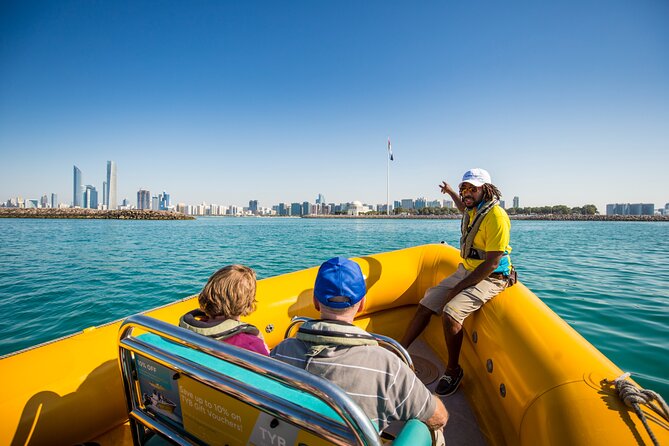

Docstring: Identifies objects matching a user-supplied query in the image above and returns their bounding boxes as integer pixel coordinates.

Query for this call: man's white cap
[460,168,491,187]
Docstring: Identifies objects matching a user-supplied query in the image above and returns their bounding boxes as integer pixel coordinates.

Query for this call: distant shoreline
[2,208,666,222]
[0,208,194,220]
[302,214,669,222]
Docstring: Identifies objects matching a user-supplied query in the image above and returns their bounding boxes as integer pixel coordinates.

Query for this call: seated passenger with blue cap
[271,257,448,442]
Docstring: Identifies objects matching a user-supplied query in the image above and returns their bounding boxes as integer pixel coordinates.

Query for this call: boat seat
[118,314,431,446]
[284,316,415,371]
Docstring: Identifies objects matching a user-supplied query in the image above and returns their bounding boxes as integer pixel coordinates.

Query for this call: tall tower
[513,196,520,208]
[159,191,171,210]
[73,165,82,207]
[83,185,98,209]
[137,189,151,210]
[106,161,117,210]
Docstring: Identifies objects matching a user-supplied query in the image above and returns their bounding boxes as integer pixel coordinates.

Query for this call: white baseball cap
[460,168,491,187]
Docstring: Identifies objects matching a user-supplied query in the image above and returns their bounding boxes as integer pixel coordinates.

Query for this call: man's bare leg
[400,305,435,348]
[434,313,465,395]
[442,313,463,372]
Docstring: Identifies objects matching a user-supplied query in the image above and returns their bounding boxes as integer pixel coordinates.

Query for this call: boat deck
[395,339,487,446]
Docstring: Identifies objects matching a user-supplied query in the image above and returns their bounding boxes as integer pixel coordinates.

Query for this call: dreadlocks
[481,183,502,202]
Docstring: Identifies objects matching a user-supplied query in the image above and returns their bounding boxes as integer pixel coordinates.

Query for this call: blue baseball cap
[314,257,366,309]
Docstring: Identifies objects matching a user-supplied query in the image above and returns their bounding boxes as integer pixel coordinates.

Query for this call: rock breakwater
[0,208,194,220]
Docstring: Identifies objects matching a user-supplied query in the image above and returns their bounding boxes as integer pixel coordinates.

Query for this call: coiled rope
[605,372,669,446]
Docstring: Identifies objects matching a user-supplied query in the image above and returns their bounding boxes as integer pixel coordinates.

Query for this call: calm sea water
[0,217,667,397]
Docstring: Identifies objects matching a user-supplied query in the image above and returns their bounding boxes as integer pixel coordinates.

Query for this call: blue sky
[1,0,668,212]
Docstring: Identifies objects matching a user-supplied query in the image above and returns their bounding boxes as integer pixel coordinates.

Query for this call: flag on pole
[387,138,394,161]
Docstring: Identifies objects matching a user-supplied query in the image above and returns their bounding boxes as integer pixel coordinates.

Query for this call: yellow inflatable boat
[2,244,667,445]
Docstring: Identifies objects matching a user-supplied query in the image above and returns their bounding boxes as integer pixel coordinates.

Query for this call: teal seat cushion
[393,419,432,446]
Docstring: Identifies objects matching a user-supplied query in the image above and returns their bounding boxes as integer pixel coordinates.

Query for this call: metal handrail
[118,314,382,446]
[284,316,415,371]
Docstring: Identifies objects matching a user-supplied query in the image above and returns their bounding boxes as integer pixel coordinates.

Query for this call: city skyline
[4,152,668,215]
[5,161,666,215]
[1,1,668,214]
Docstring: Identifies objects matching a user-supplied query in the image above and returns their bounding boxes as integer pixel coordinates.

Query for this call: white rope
[605,373,669,446]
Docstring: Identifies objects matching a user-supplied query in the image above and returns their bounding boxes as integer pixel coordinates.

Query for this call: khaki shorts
[419,264,508,325]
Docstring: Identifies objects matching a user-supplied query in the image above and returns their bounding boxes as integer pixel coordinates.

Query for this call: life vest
[296,319,378,357]
[460,199,499,261]
[179,309,262,341]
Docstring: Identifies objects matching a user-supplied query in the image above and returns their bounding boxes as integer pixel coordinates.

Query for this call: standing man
[271,257,448,442]
[401,168,513,396]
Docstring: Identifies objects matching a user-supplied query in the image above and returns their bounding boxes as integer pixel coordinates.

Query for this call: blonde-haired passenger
[179,264,270,355]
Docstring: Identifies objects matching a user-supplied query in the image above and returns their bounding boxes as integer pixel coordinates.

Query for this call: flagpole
[387,150,390,216]
[386,137,394,215]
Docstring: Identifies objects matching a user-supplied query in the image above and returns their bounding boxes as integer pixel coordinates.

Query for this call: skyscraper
[137,189,151,210]
[102,181,108,209]
[278,203,288,216]
[106,161,117,210]
[401,198,414,210]
[249,200,258,214]
[73,165,82,207]
[159,191,171,210]
[83,185,98,209]
[513,196,520,208]
[51,193,58,208]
